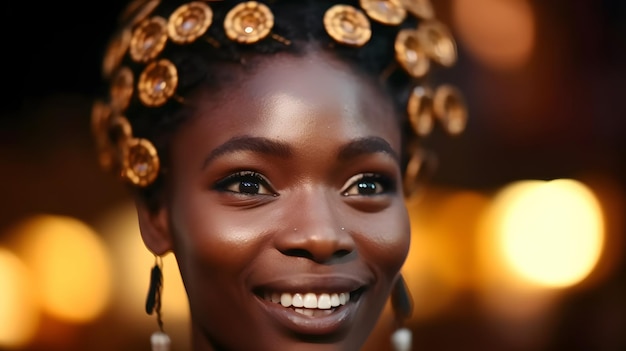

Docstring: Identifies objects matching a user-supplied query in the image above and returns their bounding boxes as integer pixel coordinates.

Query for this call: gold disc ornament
[403,147,425,198]
[407,86,434,137]
[395,29,430,78]
[102,29,131,78]
[433,85,467,135]
[129,16,169,62]
[122,138,160,187]
[168,1,213,44]
[91,101,115,170]
[224,1,274,44]
[91,101,113,143]
[138,59,179,107]
[120,0,161,27]
[324,4,372,47]
[108,116,134,146]
[417,21,457,67]
[359,0,407,25]
[400,0,435,20]
[110,67,134,113]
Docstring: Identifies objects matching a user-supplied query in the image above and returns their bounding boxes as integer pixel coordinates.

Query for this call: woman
[92,0,466,350]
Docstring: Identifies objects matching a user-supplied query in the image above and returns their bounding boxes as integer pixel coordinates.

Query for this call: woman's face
[151,52,410,350]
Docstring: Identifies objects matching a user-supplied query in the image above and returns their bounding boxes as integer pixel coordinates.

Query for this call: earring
[390,274,413,351]
[145,256,171,351]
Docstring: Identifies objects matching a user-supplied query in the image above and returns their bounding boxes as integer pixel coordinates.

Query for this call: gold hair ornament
[94,0,466,190]
[137,59,179,107]
[407,86,434,136]
[121,0,161,27]
[395,28,430,78]
[91,101,114,170]
[105,115,161,188]
[224,1,275,44]
[123,138,161,187]
[400,0,434,20]
[168,1,213,44]
[417,20,457,67]
[130,16,169,62]
[402,146,436,198]
[110,66,135,112]
[324,5,372,47]
[102,29,132,79]
[359,0,407,26]
[433,85,467,135]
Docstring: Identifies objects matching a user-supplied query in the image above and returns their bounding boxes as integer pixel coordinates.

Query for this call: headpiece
[93,0,468,194]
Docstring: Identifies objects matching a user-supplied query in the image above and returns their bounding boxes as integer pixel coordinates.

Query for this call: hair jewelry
[93,0,467,192]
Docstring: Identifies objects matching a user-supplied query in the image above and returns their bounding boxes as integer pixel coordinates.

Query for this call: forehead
[179,52,401,152]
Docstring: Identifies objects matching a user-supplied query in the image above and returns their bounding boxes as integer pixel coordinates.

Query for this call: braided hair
[97,0,448,206]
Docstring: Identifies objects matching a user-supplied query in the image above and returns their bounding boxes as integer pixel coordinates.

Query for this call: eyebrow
[202,135,399,169]
[202,135,293,169]
[337,137,400,164]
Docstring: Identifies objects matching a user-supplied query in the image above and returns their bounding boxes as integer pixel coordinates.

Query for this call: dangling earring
[145,255,171,351]
[390,274,413,351]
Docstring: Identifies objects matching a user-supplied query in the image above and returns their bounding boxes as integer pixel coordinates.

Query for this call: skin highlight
[137,52,411,350]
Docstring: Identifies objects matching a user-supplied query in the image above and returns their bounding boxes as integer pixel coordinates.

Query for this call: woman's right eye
[213,171,276,196]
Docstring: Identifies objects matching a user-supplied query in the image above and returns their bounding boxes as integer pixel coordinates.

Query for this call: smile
[264,292,351,316]
[253,275,369,334]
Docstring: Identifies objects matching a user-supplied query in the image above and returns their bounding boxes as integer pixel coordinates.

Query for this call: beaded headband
[92,0,468,195]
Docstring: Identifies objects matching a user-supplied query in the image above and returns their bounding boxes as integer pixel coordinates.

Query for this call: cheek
[356,201,411,278]
[168,191,268,274]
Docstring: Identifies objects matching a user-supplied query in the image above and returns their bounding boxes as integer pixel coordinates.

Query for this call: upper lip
[252,274,370,295]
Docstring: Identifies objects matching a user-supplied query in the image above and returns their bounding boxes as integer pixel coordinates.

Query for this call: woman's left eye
[341,173,394,196]
[213,171,276,196]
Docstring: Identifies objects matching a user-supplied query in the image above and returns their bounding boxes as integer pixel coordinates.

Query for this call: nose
[274,192,355,263]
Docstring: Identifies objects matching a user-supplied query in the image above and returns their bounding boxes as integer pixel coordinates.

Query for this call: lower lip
[256,295,361,336]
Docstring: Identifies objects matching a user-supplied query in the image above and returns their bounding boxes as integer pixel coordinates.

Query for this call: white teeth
[339,293,346,305]
[292,293,304,308]
[271,293,281,303]
[294,308,333,316]
[280,293,292,307]
[318,294,332,309]
[269,292,352,309]
[330,293,340,307]
[303,293,317,308]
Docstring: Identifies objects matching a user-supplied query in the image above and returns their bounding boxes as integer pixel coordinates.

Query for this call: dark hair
[103,0,429,204]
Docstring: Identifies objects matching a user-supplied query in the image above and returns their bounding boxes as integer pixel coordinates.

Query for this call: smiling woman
[92,0,465,350]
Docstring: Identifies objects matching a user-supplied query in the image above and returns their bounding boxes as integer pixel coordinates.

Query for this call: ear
[135,199,173,255]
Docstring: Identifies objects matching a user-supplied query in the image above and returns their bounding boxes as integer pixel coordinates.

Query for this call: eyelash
[341,173,395,197]
[213,171,276,196]
[213,171,394,197]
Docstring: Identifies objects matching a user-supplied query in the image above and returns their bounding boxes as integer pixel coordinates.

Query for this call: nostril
[282,248,314,260]
[334,249,351,258]
[280,248,353,262]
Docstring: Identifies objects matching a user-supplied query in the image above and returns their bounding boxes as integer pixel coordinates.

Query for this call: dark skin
[137,51,411,350]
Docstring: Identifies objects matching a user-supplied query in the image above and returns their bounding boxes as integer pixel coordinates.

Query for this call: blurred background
[0,0,624,350]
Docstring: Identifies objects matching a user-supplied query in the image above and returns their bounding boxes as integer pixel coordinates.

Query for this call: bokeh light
[494,180,605,288]
[13,215,113,323]
[0,248,39,349]
[403,189,489,320]
[452,0,536,70]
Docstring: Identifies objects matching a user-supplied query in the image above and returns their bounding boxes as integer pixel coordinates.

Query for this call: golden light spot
[493,180,605,288]
[0,248,39,348]
[452,0,535,70]
[14,215,113,323]
[403,189,489,320]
